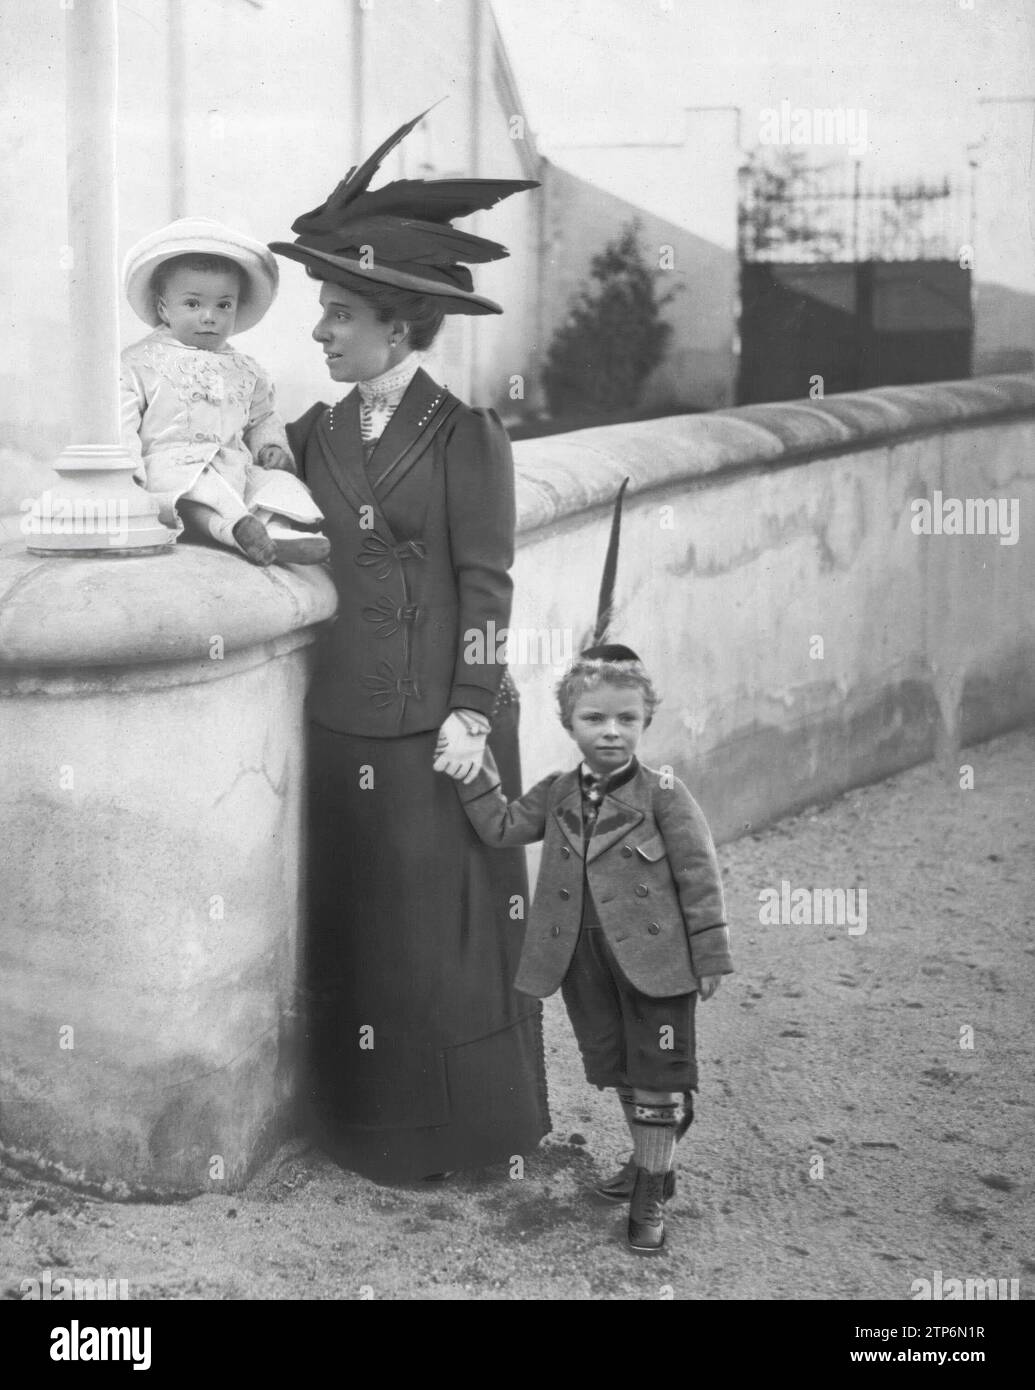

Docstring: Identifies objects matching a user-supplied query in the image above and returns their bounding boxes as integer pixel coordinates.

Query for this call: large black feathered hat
[269,104,538,315]
[581,478,642,665]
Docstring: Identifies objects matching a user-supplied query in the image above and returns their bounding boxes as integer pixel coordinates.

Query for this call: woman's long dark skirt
[304,701,550,1181]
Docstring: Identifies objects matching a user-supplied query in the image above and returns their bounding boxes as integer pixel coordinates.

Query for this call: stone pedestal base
[0,536,336,1194]
[23,445,175,557]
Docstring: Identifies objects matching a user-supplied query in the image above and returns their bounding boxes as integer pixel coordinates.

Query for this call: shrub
[542,220,675,417]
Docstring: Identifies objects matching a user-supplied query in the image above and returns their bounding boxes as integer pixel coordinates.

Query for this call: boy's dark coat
[459,756,734,998]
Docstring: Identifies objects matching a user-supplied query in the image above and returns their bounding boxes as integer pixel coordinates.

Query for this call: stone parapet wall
[1,373,1032,1192]
[508,375,1035,843]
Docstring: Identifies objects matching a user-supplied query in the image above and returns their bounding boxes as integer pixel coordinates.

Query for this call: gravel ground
[2,727,1033,1301]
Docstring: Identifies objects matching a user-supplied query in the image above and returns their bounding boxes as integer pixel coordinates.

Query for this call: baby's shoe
[595,1156,676,1202]
[254,510,330,566]
[232,514,276,567]
[269,525,330,565]
[627,1166,670,1254]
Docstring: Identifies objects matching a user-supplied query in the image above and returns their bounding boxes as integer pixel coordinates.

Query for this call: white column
[351,0,365,166]
[167,0,187,220]
[25,0,173,556]
[65,0,120,443]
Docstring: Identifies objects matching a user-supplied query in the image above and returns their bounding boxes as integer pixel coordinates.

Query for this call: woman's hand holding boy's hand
[256,444,296,473]
[434,709,490,784]
[697,975,722,1001]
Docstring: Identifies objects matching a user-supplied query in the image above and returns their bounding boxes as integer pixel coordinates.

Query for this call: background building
[1,0,1030,484]
[545,106,742,410]
[539,159,737,412]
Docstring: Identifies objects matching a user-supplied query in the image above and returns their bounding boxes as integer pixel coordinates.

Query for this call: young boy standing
[448,643,733,1253]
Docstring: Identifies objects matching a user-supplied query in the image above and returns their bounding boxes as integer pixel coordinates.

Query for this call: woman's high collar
[356,351,422,406]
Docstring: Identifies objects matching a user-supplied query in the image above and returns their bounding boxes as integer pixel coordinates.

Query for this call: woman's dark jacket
[287,367,514,736]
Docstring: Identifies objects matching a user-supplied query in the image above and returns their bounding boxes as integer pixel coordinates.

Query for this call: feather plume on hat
[270,104,539,314]
[580,478,642,665]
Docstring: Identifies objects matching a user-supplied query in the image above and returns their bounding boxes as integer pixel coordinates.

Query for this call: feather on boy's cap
[123,217,279,332]
[269,104,539,315]
[581,643,642,663]
[580,478,641,664]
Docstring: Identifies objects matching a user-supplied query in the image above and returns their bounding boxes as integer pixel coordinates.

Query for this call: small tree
[542,220,674,417]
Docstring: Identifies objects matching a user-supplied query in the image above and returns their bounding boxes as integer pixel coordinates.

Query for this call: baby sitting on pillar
[120,218,329,566]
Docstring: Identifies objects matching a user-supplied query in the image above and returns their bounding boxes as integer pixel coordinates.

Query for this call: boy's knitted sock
[616,1086,638,1145]
[630,1090,681,1174]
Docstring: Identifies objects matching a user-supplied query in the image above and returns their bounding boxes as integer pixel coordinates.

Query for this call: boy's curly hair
[556,654,660,730]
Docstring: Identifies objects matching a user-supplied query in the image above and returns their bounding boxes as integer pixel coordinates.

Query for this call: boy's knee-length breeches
[560,925,698,1092]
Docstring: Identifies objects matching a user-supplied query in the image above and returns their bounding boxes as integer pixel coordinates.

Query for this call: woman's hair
[153,253,247,306]
[556,655,660,730]
[306,266,446,351]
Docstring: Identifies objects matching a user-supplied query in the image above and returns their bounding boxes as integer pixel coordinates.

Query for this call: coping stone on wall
[512,373,1035,536]
[0,534,338,672]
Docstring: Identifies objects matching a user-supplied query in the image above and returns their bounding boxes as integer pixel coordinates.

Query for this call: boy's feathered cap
[269,105,538,315]
[581,478,642,665]
[123,217,279,333]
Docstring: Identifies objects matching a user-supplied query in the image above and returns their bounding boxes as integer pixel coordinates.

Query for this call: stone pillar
[167,0,187,220]
[66,0,120,444]
[25,0,172,556]
[0,539,337,1194]
[350,0,365,166]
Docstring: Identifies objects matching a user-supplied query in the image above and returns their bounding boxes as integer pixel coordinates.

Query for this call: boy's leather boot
[627,1166,669,1254]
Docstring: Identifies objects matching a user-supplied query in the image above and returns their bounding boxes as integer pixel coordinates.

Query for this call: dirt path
[3,728,1033,1301]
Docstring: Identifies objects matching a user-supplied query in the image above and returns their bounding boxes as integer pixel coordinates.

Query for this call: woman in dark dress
[270,112,549,1181]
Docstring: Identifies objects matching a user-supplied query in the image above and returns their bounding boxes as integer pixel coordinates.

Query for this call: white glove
[433,709,490,784]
